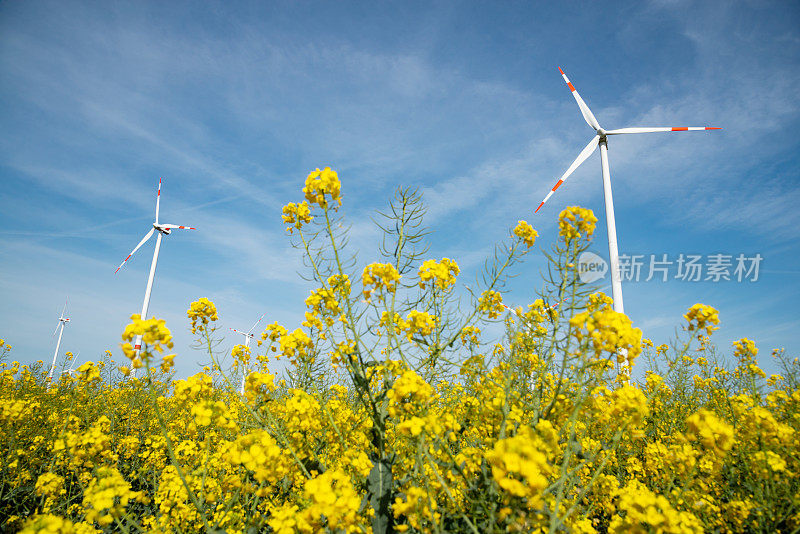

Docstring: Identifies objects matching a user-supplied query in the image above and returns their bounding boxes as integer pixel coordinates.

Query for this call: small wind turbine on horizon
[115,178,195,366]
[535,67,720,314]
[61,351,80,377]
[230,313,267,394]
[49,298,70,380]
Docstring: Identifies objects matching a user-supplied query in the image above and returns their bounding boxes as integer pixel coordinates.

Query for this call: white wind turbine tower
[230,313,267,394]
[115,178,195,366]
[49,298,70,380]
[536,67,720,314]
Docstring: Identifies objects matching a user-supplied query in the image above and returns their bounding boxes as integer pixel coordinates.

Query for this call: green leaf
[366,456,394,534]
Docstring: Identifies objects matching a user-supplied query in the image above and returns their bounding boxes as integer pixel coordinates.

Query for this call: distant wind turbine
[535,68,720,314]
[502,298,566,314]
[49,298,70,380]
[115,178,195,362]
[230,313,267,394]
[61,351,80,377]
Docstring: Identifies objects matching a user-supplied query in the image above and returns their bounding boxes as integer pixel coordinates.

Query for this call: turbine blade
[115,228,155,273]
[559,67,602,131]
[230,328,245,335]
[605,127,722,135]
[248,313,267,334]
[61,297,68,319]
[53,322,60,336]
[160,224,196,230]
[535,136,599,214]
[155,177,162,225]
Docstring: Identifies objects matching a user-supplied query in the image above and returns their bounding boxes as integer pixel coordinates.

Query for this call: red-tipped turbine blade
[535,136,599,214]
[160,224,196,230]
[559,67,602,132]
[155,177,162,224]
[605,127,722,135]
[115,228,155,273]
[248,313,267,334]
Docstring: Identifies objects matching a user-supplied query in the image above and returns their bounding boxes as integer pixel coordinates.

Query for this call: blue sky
[1,0,798,378]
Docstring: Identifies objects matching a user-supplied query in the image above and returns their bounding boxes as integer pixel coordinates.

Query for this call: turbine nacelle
[53,299,70,336]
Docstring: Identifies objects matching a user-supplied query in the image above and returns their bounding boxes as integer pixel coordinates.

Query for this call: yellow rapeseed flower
[281,200,313,232]
[186,298,219,333]
[485,425,553,507]
[303,166,342,209]
[558,206,597,242]
[418,258,460,290]
[685,409,734,457]
[478,290,505,319]
[513,220,539,248]
[362,262,401,300]
[684,303,720,337]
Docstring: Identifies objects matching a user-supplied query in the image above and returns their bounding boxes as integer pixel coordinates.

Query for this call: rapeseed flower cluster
[513,220,539,248]
[186,297,219,333]
[304,286,343,331]
[299,470,361,531]
[83,467,145,527]
[478,289,505,319]
[684,303,720,338]
[278,328,314,365]
[733,337,758,362]
[362,262,401,300]
[303,166,342,209]
[610,479,704,533]
[485,425,553,506]
[558,205,597,241]
[120,314,175,369]
[402,310,437,341]
[570,303,643,367]
[281,200,313,231]
[418,257,460,290]
[685,408,734,457]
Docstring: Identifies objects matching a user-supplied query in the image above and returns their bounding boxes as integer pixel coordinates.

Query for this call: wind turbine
[535,68,720,314]
[230,313,266,394]
[49,298,70,380]
[115,178,195,362]
[502,298,566,314]
[61,351,80,377]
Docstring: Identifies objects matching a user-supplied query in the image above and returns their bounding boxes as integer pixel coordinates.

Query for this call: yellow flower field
[1,168,798,533]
